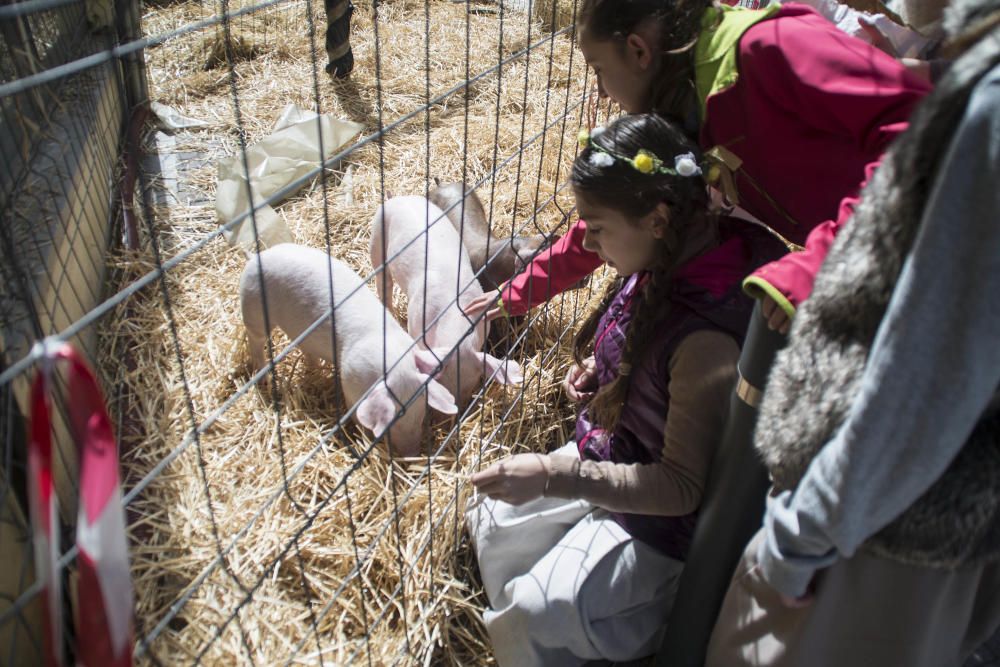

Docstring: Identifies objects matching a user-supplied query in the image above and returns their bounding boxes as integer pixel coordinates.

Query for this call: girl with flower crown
[465,0,931,334]
[465,113,784,666]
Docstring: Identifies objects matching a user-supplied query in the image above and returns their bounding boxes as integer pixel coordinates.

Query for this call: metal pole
[115,0,148,110]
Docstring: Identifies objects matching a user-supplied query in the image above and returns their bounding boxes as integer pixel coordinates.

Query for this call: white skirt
[465,442,685,667]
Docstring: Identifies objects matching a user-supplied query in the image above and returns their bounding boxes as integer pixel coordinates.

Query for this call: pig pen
[114,0,616,662]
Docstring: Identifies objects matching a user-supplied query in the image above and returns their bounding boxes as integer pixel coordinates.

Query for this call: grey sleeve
[759,68,1000,597]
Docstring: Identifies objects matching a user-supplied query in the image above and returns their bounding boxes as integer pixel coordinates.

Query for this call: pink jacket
[499,4,930,318]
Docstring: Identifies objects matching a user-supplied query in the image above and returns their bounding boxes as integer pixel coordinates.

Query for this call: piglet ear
[423,377,458,415]
[413,347,449,377]
[355,381,396,437]
[476,352,523,385]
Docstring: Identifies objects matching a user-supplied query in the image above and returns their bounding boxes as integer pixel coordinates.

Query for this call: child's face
[576,190,665,276]
[578,28,657,113]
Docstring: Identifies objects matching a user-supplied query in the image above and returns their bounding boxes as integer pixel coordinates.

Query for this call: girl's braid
[585,233,681,430]
[573,278,623,368]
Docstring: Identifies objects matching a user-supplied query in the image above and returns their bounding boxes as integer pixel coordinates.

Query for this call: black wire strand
[146,33,257,657]
[422,0,435,608]
[293,0,333,657]
[341,476,374,667]
[371,0,413,656]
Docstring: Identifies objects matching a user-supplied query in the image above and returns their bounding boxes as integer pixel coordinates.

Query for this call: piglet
[239,243,457,455]
[428,182,547,291]
[370,196,523,406]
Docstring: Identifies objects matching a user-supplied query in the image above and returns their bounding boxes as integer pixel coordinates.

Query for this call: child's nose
[582,230,597,252]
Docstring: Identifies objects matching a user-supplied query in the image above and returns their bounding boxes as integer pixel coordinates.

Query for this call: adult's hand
[777,588,815,609]
[470,453,550,505]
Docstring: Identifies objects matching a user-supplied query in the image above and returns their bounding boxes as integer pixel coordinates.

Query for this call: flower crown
[577,126,703,178]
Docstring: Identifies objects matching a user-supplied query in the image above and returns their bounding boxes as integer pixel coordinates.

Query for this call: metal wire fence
[3,0,1000,664]
[0,0,608,662]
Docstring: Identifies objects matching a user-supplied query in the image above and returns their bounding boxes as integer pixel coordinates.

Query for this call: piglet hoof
[429,410,458,432]
[386,442,421,459]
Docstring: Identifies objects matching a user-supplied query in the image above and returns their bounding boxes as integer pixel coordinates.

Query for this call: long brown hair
[577,0,713,122]
[572,114,712,430]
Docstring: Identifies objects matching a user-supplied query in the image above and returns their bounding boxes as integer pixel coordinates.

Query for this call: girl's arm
[497,219,603,317]
[544,329,738,514]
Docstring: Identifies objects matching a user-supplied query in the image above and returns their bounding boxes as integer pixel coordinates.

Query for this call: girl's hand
[761,295,791,334]
[462,290,504,322]
[778,591,815,608]
[774,573,815,608]
[563,356,597,402]
[470,453,550,505]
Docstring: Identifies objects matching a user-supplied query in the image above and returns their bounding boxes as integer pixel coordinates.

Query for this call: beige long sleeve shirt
[545,329,739,516]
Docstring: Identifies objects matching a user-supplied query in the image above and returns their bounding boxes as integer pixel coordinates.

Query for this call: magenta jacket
[499,4,930,318]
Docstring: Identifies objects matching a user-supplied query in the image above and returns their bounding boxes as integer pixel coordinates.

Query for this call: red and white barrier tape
[27,339,133,667]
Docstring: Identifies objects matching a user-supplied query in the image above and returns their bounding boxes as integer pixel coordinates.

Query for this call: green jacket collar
[693,4,780,122]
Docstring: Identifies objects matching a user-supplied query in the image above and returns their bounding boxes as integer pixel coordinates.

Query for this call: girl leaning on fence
[465,0,930,334]
[464,113,783,666]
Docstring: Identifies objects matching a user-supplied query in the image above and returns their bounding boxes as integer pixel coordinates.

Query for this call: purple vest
[575,224,780,559]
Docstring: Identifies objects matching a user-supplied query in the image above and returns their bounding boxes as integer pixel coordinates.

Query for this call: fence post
[654,300,787,667]
[114,0,148,111]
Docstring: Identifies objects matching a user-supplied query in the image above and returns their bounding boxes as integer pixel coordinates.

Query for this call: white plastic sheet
[215,104,364,252]
[150,102,211,130]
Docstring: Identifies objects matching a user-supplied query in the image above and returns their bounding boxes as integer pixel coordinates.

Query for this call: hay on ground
[109,0,622,663]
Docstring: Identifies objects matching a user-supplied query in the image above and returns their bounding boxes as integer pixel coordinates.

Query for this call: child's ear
[648,202,672,238]
[625,32,654,70]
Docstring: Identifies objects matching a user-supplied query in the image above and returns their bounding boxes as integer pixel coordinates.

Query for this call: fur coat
[754,0,1000,568]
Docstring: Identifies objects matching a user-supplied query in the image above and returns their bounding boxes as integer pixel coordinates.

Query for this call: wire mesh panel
[4,0,1000,663]
[1,0,616,662]
[1,0,145,660]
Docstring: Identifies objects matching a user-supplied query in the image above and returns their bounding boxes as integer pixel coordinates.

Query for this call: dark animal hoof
[326,49,354,79]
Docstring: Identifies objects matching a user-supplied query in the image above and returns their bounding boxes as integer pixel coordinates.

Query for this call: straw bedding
[107,0,616,663]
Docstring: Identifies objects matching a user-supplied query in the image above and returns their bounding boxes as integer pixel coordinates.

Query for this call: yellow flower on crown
[578,128,590,149]
[632,150,656,174]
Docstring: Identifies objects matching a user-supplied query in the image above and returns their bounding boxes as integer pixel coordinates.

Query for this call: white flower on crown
[589,151,615,168]
[590,125,606,140]
[674,152,702,177]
